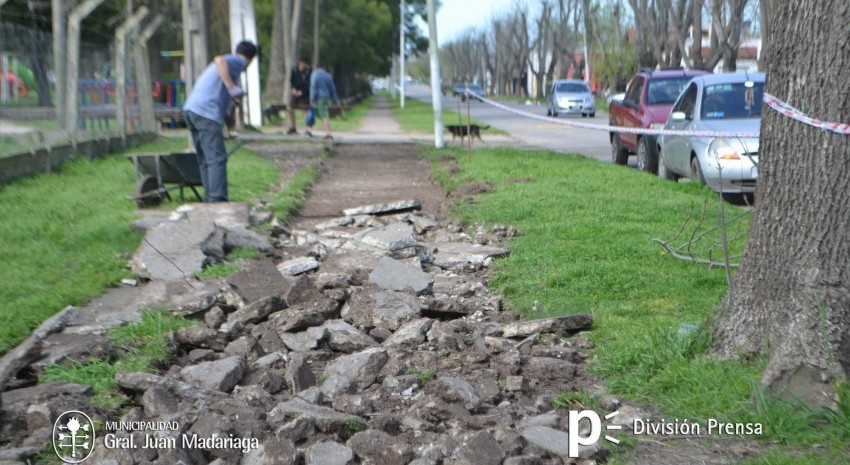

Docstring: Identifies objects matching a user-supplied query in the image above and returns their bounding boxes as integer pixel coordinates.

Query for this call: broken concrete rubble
[342,199,421,216]
[2,200,612,465]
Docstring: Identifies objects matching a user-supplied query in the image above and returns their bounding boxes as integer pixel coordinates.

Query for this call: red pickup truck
[609,68,709,172]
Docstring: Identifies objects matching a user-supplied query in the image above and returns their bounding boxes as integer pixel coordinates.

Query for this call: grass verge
[330,95,374,132]
[0,137,278,355]
[40,310,192,409]
[423,145,849,463]
[391,95,508,135]
[270,163,320,222]
[263,96,374,133]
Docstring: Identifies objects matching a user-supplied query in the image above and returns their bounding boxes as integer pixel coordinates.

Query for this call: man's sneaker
[324,134,334,141]
[303,131,313,139]
[286,128,297,135]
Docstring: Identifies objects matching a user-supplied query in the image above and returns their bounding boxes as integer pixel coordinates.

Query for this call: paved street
[406,84,619,164]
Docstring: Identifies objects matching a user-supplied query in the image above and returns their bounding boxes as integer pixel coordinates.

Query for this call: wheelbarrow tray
[127,151,203,205]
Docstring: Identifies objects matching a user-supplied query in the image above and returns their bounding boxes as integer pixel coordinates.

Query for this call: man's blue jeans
[184,111,228,202]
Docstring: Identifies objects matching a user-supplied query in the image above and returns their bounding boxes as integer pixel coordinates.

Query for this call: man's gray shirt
[184,55,246,123]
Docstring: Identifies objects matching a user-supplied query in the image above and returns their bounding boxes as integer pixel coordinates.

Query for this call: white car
[658,72,764,194]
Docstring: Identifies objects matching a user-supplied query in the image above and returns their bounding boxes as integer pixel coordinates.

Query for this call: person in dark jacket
[306,63,339,140]
[287,57,312,135]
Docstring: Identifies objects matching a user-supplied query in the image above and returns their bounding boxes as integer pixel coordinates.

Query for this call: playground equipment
[0,55,35,102]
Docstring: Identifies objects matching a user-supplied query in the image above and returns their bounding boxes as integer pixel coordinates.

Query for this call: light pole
[426,0,443,148]
[399,0,405,109]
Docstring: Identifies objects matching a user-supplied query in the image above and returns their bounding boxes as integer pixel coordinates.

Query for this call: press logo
[52,411,95,463]
[567,410,621,457]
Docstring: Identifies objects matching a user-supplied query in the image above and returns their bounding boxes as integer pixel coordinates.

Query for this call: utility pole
[426,0,443,148]
[135,14,164,134]
[182,0,210,97]
[399,0,405,109]
[51,0,66,125]
[65,0,107,135]
[115,6,149,139]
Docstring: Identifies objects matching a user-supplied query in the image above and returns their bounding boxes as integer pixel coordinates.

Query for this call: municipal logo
[52,410,95,463]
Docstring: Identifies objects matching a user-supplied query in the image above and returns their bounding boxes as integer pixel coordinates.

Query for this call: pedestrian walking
[287,56,313,135]
[306,63,339,140]
[183,41,257,202]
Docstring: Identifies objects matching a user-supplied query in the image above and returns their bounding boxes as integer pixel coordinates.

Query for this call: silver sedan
[657,73,764,194]
[546,80,595,118]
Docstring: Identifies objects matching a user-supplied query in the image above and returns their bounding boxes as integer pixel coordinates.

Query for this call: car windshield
[646,77,694,104]
[555,83,589,93]
[701,81,765,119]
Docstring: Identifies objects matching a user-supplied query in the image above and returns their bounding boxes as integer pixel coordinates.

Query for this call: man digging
[183,41,258,202]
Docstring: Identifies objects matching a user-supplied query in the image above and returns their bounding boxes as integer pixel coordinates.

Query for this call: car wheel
[581,113,587,118]
[657,150,680,181]
[691,156,707,185]
[590,112,596,118]
[546,107,552,116]
[552,110,558,117]
[611,136,629,165]
[636,137,659,173]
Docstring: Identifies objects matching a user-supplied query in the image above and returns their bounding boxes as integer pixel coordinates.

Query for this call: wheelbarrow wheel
[136,175,164,207]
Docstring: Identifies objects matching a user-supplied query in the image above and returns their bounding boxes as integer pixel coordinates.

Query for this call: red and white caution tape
[466,90,849,138]
[762,93,850,135]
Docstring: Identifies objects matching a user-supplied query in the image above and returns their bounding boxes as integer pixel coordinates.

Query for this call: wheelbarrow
[126,140,247,207]
[126,152,203,207]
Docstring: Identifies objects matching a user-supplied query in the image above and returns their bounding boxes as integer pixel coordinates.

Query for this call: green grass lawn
[391,95,508,135]
[330,95,374,132]
[0,137,279,355]
[423,146,849,464]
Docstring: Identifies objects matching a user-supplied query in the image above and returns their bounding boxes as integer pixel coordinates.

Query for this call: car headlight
[708,138,741,160]
[650,123,665,130]
[558,98,569,106]
[585,97,593,105]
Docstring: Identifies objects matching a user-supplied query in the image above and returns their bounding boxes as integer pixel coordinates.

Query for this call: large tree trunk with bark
[265,0,286,101]
[710,0,850,407]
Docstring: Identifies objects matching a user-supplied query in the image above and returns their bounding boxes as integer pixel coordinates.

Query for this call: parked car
[546,80,595,118]
[657,72,764,194]
[608,68,710,172]
[452,83,484,101]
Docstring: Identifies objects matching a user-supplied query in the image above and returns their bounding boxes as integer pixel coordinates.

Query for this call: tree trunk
[710,0,850,407]
[757,0,770,71]
[265,0,286,101]
[312,0,319,66]
[282,0,293,105]
[691,0,703,69]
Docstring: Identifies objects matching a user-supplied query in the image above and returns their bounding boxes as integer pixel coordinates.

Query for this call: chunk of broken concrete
[306,441,354,465]
[522,425,600,459]
[227,260,291,304]
[359,223,416,251]
[279,326,328,352]
[342,200,421,216]
[369,256,433,294]
[320,348,388,398]
[223,226,272,252]
[502,314,592,338]
[322,320,377,353]
[228,295,286,325]
[383,318,434,347]
[278,257,319,276]
[432,242,510,270]
[268,398,362,433]
[180,356,246,392]
[131,219,218,281]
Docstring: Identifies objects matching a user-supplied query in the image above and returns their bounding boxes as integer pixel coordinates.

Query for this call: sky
[434,0,517,46]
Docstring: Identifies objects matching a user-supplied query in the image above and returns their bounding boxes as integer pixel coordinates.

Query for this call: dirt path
[292,143,446,229]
